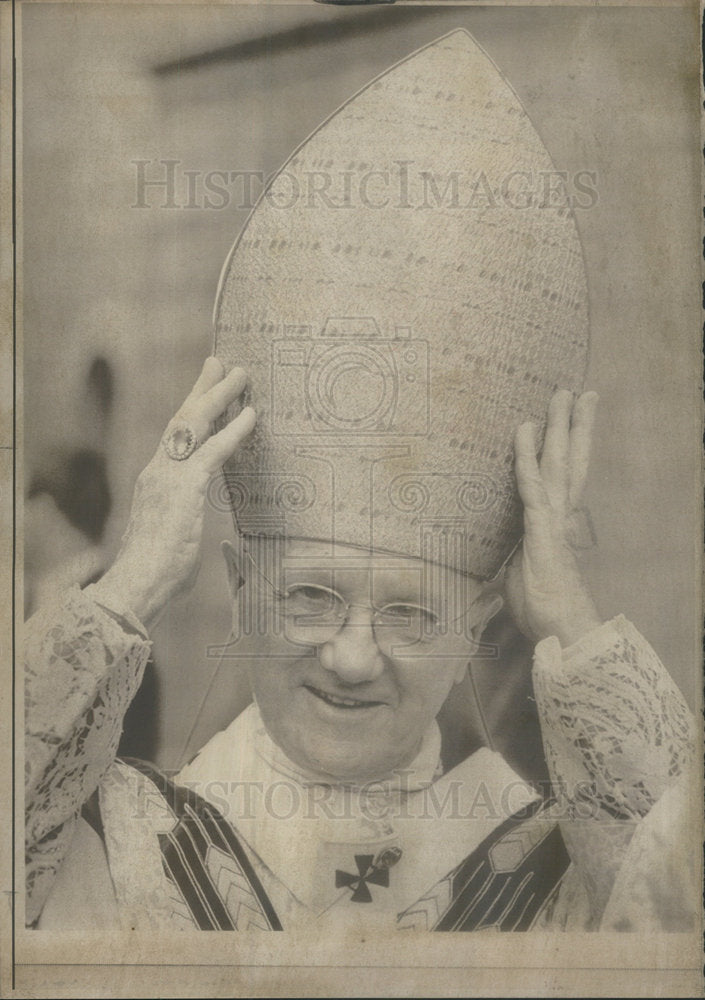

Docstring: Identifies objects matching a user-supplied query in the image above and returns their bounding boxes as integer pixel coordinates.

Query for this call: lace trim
[533,615,694,923]
[25,586,151,925]
[533,615,693,820]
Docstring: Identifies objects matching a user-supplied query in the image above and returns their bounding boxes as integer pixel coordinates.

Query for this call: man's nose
[317,607,386,683]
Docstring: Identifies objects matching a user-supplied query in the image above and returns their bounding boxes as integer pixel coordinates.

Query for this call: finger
[568,391,599,508]
[189,366,247,425]
[197,406,256,470]
[539,389,573,504]
[183,356,225,406]
[172,367,247,445]
[515,422,550,512]
[515,425,555,571]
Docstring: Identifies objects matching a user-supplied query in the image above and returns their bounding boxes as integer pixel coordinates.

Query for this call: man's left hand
[504,389,602,648]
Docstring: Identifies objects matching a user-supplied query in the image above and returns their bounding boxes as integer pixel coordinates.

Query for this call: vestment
[26,586,695,932]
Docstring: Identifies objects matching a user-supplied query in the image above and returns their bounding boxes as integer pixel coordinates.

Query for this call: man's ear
[221,540,247,599]
[473,592,504,635]
[453,591,504,685]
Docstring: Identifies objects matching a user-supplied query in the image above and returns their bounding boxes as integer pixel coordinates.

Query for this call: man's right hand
[92,357,255,629]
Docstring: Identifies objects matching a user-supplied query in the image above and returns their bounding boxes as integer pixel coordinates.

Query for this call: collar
[177,704,539,916]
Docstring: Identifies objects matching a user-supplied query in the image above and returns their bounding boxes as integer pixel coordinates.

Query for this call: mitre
[214,28,589,579]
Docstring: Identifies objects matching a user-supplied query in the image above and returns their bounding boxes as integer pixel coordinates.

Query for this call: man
[25,29,694,932]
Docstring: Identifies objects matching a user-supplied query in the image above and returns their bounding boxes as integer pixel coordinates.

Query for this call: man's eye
[377,604,439,631]
[281,585,340,616]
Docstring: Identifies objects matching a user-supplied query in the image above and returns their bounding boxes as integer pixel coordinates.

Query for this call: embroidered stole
[109,758,570,931]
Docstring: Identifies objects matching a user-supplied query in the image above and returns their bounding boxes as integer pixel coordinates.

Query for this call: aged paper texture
[4,0,703,996]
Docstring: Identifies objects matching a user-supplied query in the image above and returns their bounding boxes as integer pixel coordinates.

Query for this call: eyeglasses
[240,547,477,654]
[277,581,450,647]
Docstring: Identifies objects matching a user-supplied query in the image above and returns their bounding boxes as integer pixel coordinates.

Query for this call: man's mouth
[303,684,385,710]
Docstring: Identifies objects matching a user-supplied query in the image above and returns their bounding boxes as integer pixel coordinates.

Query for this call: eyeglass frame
[235,536,506,657]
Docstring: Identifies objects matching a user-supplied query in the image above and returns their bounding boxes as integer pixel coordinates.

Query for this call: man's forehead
[247,535,439,565]
[242,535,483,590]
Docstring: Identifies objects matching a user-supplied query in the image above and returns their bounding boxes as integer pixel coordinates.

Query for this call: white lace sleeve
[25,585,152,925]
[532,615,695,927]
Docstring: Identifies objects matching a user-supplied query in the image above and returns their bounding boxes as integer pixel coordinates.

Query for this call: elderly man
[25,30,694,933]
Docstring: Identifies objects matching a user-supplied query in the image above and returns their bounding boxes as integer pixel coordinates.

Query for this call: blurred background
[20,3,700,773]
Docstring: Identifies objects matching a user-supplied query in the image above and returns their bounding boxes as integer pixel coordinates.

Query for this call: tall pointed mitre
[214,29,588,579]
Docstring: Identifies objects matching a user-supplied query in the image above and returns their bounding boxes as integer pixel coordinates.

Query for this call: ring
[162,421,200,461]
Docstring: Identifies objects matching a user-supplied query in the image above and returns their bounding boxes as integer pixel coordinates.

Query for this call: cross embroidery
[335,854,391,903]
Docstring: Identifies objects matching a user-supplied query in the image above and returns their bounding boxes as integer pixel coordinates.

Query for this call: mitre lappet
[214,28,589,580]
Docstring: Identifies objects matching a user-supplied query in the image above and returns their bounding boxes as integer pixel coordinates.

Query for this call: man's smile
[303,684,386,710]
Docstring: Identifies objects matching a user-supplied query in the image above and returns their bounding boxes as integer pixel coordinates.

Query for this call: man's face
[223,538,492,783]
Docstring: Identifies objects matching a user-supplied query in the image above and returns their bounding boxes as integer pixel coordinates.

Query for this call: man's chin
[294,736,415,786]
